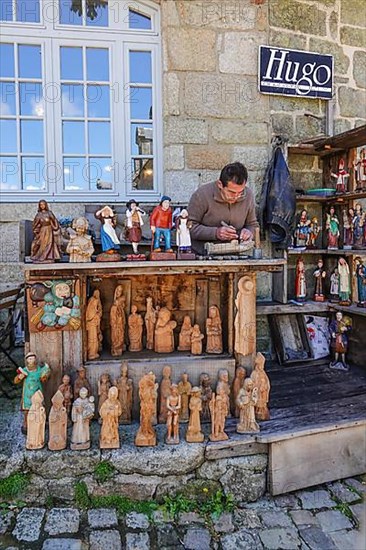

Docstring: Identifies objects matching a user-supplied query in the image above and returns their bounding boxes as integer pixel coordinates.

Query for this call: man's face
[218,180,246,204]
[161,199,170,210]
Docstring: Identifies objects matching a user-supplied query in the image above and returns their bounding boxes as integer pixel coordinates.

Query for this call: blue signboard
[259,46,333,100]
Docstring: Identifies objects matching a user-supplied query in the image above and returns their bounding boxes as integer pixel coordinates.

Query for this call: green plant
[0,473,30,501]
[334,502,356,525]
[161,489,234,520]
[94,461,115,483]
[162,493,195,519]
[75,481,91,509]
[200,489,234,519]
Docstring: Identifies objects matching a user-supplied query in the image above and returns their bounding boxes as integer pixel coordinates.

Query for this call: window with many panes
[0,0,161,201]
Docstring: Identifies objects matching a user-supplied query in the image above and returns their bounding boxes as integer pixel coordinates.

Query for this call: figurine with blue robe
[95,205,120,253]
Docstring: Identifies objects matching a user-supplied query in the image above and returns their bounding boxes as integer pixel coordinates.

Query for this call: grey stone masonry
[12,507,45,542]
[89,529,122,550]
[87,508,118,529]
[44,508,80,535]
[183,527,211,550]
[125,531,150,550]
[125,511,150,530]
[42,539,84,550]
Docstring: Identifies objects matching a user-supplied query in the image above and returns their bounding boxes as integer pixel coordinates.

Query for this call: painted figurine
[124,199,146,255]
[95,205,120,254]
[191,324,204,355]
[150,196,173,252]
[110,285,126,356]
[86,289,103,360]
[354,147,366,190]
[35,280,81,332]
[70,387,95,450]
[216,368,231,418]
[329,312,352,371]
[145,297,158,350]
[307,216,320,248]
[98,372,112,420]
[209,389,229,442]
[250,352,270,421]
[58,373,73,421]
[178,315,193,351]
[338,257,351,305]
[355,256,366,307]
[14,352,50,433]
[343,208,354,249]
[177,372,192,423]
[330,267,340,302]
[166,384,181,445]
[353,203,364,248]
[115,361,133,424]
[26,390,46,450]
[135,372,157,447]
[236,379,259,433]
[331,158,349,194]
[73,366,92,400]
[48,390,67,451]
[313,258,326,302]
[206,305,223,354]
[175,209,192,253]
[66,216,94,262]
[30,199,62,263]
[99,386,122,449]
[128,305,143,352]
[326,206,340,249]
[159,365,172,424]
[295,257,306,301]
[154,307,177,353]
[186,387,204,443]
[294,209,311,248]
[200,372,213,422]
[232,366,246,417]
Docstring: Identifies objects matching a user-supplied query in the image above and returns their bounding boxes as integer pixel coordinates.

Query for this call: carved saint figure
[330,267,340,302]
[100,386,122,449]
[354,147,366,189]
[95,205,120,254]
[128,305,144,352]
[331,158,349,194]
[70,387,95,450]
[234,275,256,356]
[250,352,270,421]
[159,365,172,424]
[200,372,213,423]
[355,256,366,307]
[98,372,112,420]
[178,315,193,351]
[26,390,46,450]
[329,312,352,371]
[166,384,181,445]
[343,208,354,249]
[124,199,146,255]
[154,307,177,353]
[135,372,157,446]
[307,217,320,248]
[313,259,326,302]
[66,216,94,262]
[206,305,223,354]
[110,285,126,356]
[232,366,246,417]
[145,297,158,350]
[295,257,306,301]
[178,372,192,423]
[191,324,204,355]
[58,374,73,422]
[73,366,92,400]
[86,289,103,360]
[209,389,229,441]
[48,390,67,451]
[186,387,204,443]
[216,368,231,418]
[338,257,351,305]
[294,209,310,248]
[353,203,364,248]
[30,200,62,262]
[236,379,259,434]
[326,206,340,249]
[115,361,133,424]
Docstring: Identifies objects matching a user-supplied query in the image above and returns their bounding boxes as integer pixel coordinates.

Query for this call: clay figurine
[216,368,231,418]
[329,312,352,371]
[329,267,340,302]
[145,297,158,350]
[95,205,120,257]
[30,199,62,263]
[326,206,340,249]
[110,285,126,356]
[166,384,181,445]
[154,307,177,353]
[186,386,204,443]
[355,256,366,307]
[99,386,122,449]
[178,372,192,423]
[307,216,320,248]
[98,372,112,420]
[48,390,67,451]
[191,324,204,355]
[353,203,365,248]
[115,361,133,424]
[354,147,366,190]
[73,365,92,400]
[343,208,354,250]
[176,208,195,259]
[14,352,50,433]
[86,289,103,360]
[178,315,193,351]
[158,365,172,424]
[26,390,46,450]
[294,209,311,248]
[313,259,326,302]
[295,257,306,301]
[135,372,157,446]
[70,387,95,450]
[124,199,146,257]
[232,366,246,417]
[128,305,143,352]
[236,379,259,433]
[331,158,349,194]
[209,389,229,442]
[150,195,174,254]
[250,352,270,421]
[338,257,351,305]
[66,216,94,262]
[206,305,223,354]
[200,372,213,422]
[58,373,73,421]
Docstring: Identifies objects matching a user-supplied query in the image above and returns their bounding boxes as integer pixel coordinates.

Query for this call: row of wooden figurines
[87,289,223,359]
[295,256,366,307]
[23,354,270,451]
[293,204,366,250]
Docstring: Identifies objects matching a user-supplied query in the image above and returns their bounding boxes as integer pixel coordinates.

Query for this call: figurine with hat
[124,199,146,260]
[150,196,176,260]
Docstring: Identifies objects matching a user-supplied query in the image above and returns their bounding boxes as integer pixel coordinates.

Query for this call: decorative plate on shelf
[306,188,336,197]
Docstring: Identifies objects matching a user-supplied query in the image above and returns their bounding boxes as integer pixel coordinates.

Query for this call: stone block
[42,539,84,550]
[353,51,366,89]
[89,529,122,550]
[339,87,366,118]
[164,118,208,145]
[166,28,216,72]
[259,527,302,550]
[329,529,366,550]
[125,532,150,550]
[0,511,14,535]
[233,508,262,529]
[269,0,326,36]
[219,32,265,75]
[0,203,84,222]
[315,510,353,532]
[47,477,76,502]
[164,145,184,171]
[260,510,294,528]
[25,449,101,479]
[270,96,324,116]
[295,116,325,142]
[156,524,183,548]
[329,11,338,40]
[345,477,366,496]
[288,155,318,172]
[178,512,205,525]
[289,510,318,526]
[90,473,161,501]
[296,489,335,510]
[350,502,365,525]
[155,473,195,501]
[164,171,200,202]
[341,0,366,26]
[161,0,180,27]
[298,526,337,549]
[163,73,180,116]
[12,507,45,542]
[44,508,80,535]
[334,118,352,135]
[327,480,361,504]
[87,509,118,529]
[211,121,268,145]
[270,114,294,139]
[186,145,233,170]
[340,26,366,48]
[221,529,264,550]
[269,30,307,51]
[125,512,150,530]
[0,222,23,262]
[309,38,350,75]
[232,146,269,172]
[176,1,259,30]
[183,527,211,550]
[213,512,234,533]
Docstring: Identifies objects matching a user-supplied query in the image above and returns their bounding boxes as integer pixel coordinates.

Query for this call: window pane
[0,120,17,153]
[62,121,85,153]
[0,156,19,190]
[88,121,111,154]
[22,156,45,190]
[63,157,87,190]
[0,0,13,21]
[86,0,108,27]
[129,9,151,30]
[86,49,109,81]
[59,0,82,25]
[0,44,15,77]
[130,87,152,120]
[89,157,113,190]
[131,158,153,190]
[19,82,43,116]
[0,82,16,116]
[129,52,152,84]
[60,47,83,81]
[61,84,84,117]
[131,123,153,156]
[17,0,40,23]
[21,120,43,153]
[87,85,110,117]
[18,45,42,79]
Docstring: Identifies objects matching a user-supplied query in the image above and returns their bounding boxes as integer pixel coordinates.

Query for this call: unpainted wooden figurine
[158,365,172,424]
[98,372,112,421]
[209,389,229,442]
[250,352,270,421]
[86,289,103,360]
[58,374,73,422]
[73,366,92,400]
[128,305,144,352]
[178,315,193,351]
[206,305,223,354]
[70,387,95,450]
[99,386,122,449]
[145,297,158,350]
[200,372,213,422]
[48,390,67,451]
[236,379,259,434]
[216,368,231,418]
[154,307,177,353]
[66,216,94,262]
[178,372,192,423]
[295,257,306,301]
[135,372,157,447]
[115,360,133,424]
[232,367,247,417]
[191,324,204,355]
[26,390,46,450]
[166,384,181,445]
[30,199,62,263]
[110,285,126,356]
[186,386,204,443]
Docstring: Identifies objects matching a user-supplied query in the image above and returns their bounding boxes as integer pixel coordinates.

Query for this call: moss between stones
[0,473,29,502]
[93,460,116,483]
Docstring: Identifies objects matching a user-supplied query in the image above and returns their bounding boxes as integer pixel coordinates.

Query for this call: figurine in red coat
[150,196,173,252]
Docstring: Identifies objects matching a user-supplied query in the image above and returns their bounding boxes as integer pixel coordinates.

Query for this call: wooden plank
[268,425,366,495]
[195,279,208,340]
[206,438,268,460]
[256,300,330,315]
[0,287,23,300]
[62,330,83,373]
[29,330,63,411]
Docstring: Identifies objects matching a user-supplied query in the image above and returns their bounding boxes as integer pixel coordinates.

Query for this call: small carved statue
[175,209,192,254]
[159,365,172,424]
[329,312,352,371]
[343,208,354,249]
[178,372,192,423]
[250,352,270,421]
[206,305,223,354]
[355,256,366,307]
[186,387,204,443]
[331,158,349,194]
[326,206,340,249]
[115,361,133,424]
[294,209,311,248]
[178,315,193,351]
[145,297,158,350]
[86,289,103,360]
[128,305,143,352]
[236,379,259,433]
[110,285,126,356]
[191,324,204,355]
[95,205,120,254]
[150,196,173,252]
[73,365,92,400]
[99,386,122,449]
[26,390,46,450]
[66,216,94,262]
[70,387,95,450]
[48,390,67,451]
[154,307,177,353]
[354,147,366,190]
[295,257,306,301]
[313,258,326,302]
[353,203,364,248]
[124,199,146,255]
[216,368,231,418]
[307,216,320,248]
[330,267,340,302]
[232,366,246,417]
[209,389,229,442]
[30,200,62,263]
[338,257,351,305]
[58,374,73,422]
[200,372,213,422]
[98,372,112,420]
[166,384,181,445]
[135,372,157,446]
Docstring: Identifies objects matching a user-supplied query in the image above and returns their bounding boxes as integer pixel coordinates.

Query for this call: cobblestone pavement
[1,477,364,549]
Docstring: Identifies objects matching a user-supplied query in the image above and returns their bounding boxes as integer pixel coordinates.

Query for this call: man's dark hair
[219,162,248,187]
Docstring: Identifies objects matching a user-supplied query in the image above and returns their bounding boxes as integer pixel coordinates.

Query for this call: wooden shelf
[331,303,366,317]
[296,191,366,203]
[288,249,359,256]
[256,300,331,315]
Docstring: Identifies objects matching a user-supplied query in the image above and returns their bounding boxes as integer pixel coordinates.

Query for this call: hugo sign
[259,46,333,100]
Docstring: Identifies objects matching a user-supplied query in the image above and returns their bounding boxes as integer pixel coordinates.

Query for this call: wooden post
[228,272,234,354]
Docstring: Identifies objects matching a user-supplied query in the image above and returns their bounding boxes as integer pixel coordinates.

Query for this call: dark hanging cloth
[259,146,296,247]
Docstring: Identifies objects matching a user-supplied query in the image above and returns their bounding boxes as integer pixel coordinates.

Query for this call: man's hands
[239,228,253,241]
[216,226,253,241]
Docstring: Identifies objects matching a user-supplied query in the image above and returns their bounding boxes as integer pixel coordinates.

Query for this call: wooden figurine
[86,289,103,360]
[209,390,229,442]
[145,297,158,350]
[200,372,213,422]
[152,375,158,426]
[58,374,73,422]
[128,305,143,352]
[26,390,46,450]
[66,216,94,262]
[191,324,204,355]
[307,216,320,248]
[313,259,326,302]
[178,315,193,351]
[166,384,181,445]
[234,274,256,357]
[30,200,62,263]
[294,209,311,248]
[124,199,146,258]
[329,312,352,371]
[158,365,172,423]
[178,372,192,423]
[354,147,366,190]
[176,209,195,260]
[216,368,231,418]
[330,267,340,302]
[186,387,204,443]
[331,158,349,194]
[250,352,270,421]
[232,366,246,417]
[343,208,354,250]
[236,379,259,434]
[48,390,67,451]
[70,387,95,450]
[98,372,112,420]
[338,257,351,305]
[95,205,121,260]
[355,256,366,307]
[154,307,177,353]
[353,203,365,248]
[135,372,157,447]
[99,386,122,449]
[295,257,306,301]
[110,285,126,356]
[206,305,223,354]
[14,352,50,434]
[326,206,340,250]
[150,196,175,258]
[115,361,133,424]
[73,366,92,400]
